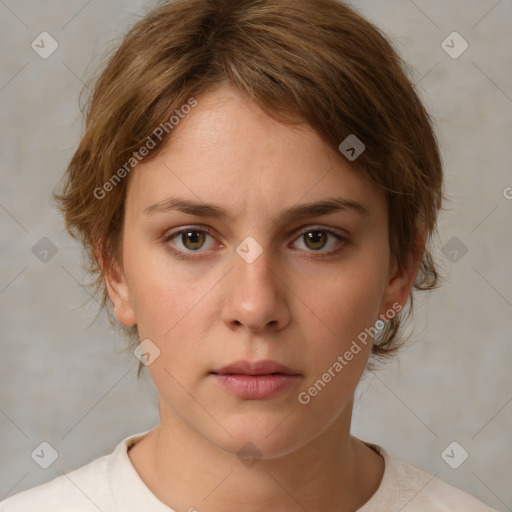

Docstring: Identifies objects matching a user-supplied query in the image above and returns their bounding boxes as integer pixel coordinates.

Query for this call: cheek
[122,236,188,336]
[129,274,206,341]
[313,261,387,337]
[123,239,222,368]
[303,282,377,365]
[296,255,388,377]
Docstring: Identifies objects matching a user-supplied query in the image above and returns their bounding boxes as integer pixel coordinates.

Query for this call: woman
[1,0,498,510]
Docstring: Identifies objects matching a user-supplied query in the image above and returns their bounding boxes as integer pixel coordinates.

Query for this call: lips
[210,360,301,399]
[210,359,300,376]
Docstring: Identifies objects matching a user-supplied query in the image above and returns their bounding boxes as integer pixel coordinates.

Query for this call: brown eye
[164,227,217,256]
[303,231,328,251]
[180,230,206,251]
[291,227,348,257]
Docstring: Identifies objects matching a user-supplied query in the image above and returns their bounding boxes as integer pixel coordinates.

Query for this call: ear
[378,230,426,318]
[95,244,136,327]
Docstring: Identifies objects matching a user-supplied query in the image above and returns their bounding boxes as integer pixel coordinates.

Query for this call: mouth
[210,360,302,399]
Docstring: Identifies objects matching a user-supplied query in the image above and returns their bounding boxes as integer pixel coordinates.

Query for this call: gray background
[0,0,511,509]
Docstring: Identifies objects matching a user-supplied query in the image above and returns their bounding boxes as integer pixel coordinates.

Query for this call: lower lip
[210,373,301,399]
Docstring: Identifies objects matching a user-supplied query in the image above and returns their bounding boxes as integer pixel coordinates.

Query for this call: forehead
[169,84,321,163]
[125,84,385,220]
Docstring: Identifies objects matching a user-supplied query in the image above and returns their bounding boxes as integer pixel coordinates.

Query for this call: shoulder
[0,453,111,512]
[392,458,497,511]
[361,442,498,512]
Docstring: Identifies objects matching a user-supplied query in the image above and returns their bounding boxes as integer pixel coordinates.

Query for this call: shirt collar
[108,430,176,511]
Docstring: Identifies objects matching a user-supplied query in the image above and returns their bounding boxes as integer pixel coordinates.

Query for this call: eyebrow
[143,195,369,222]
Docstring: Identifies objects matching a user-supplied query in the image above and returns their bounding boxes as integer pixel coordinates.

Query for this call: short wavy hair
[54,0,444,376]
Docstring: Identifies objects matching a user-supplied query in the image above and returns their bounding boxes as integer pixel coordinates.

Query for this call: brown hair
[54,0,443,376]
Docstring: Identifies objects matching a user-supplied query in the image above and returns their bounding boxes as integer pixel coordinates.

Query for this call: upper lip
[211,359,300,375]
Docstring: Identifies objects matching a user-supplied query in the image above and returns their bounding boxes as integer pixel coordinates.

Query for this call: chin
[207,413,313,461]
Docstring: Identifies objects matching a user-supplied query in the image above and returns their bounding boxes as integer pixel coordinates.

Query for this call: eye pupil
[304,231,327,250]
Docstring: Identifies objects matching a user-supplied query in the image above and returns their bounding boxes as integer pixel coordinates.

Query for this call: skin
[102,82,422,512]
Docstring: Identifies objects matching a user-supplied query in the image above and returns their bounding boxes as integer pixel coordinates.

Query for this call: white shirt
[0,431,498,511]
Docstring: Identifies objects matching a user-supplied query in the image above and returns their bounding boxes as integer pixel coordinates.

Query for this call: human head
[54,0,443,378]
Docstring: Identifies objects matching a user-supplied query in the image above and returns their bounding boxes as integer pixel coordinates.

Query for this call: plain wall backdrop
[0,0,511,509]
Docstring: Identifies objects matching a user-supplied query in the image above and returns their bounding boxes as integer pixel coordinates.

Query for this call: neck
[128,397,385,512]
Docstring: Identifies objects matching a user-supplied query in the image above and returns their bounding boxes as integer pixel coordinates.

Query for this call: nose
[221,244,291,334]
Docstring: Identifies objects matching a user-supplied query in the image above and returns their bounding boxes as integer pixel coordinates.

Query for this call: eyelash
[163,225,350,260]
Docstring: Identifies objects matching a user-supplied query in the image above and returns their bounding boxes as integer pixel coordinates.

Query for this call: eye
[164,227,219,256]
[291,227,348,257]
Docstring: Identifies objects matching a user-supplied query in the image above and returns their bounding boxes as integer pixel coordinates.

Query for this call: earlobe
[96,246,136,327]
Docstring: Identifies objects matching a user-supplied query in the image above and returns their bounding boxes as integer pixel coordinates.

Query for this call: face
[105,83,417,458]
